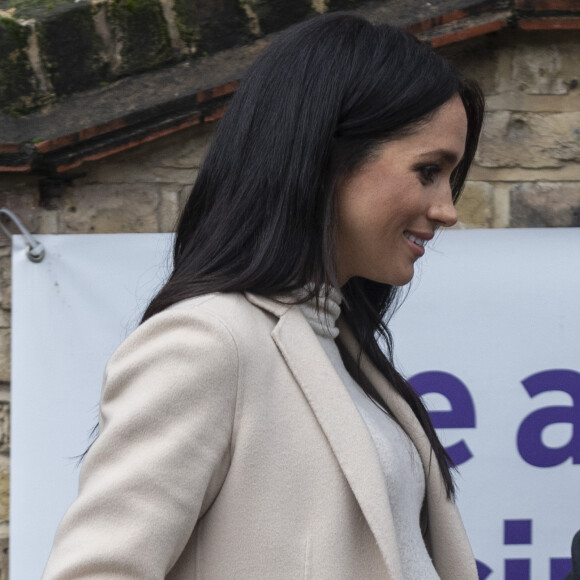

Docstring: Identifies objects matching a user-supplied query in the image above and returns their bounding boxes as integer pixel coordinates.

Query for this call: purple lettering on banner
[517,369,580,468]
[505,558,531,579]
[504,520,532,545]
[409,371,476,465]
[476,560,493,579]
[551,558,573,580]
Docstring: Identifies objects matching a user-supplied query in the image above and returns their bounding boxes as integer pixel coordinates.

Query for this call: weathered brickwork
[455,181,496,228]
[0,404,9,456]
[0,444,7,577]
[443,30,580,228]
[510,182,580,227]
[476,111,580,168]
[0,536,6,580]
[0,27,579,577]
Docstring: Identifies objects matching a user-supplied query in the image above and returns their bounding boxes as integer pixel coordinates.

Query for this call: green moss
[38,3,108,95]
[123,0,138,13]
[107,0,175,75]
[172,0,251,54]
[172,0,197,49]
[0,17,37,115]
[1,16,24,39]
[4,0,75,19]
[0,0,179,112]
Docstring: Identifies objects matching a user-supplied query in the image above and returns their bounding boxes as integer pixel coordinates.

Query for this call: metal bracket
[0,209,45,263]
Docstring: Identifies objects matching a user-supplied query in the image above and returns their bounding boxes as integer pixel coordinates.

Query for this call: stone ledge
[419,10,511,47]
[0,0,520,117]
[0,38,257,173]
[0,0,509,174]
[406,0,505,34]
[3,0,580,118]
[2,0,580,176]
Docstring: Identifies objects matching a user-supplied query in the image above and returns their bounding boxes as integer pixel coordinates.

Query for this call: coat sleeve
[42,302,240,579]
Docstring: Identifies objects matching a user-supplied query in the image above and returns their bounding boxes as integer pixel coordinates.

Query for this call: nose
[427,186,458,228]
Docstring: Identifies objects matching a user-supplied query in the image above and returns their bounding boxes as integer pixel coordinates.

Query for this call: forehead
[353,96,469,173]
[400,96,468,155]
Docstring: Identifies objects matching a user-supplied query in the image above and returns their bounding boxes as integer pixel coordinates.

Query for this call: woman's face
[335,95,468,287]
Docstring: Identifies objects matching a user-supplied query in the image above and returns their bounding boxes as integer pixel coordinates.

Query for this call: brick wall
[0,27,579,577]
[448,30,580,228]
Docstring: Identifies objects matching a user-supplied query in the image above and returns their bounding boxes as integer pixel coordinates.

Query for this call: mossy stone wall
[107,0,174,75]
[251,0,314,35]
[0,0,390,115]
[38,3,108,95]
[0,17,33,115]
[173,0,252,53]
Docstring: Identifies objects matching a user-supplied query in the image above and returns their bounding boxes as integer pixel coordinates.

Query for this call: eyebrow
[416,149,461,165]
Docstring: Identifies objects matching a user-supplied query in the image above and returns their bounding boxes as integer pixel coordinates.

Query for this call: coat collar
[245,292,477,580]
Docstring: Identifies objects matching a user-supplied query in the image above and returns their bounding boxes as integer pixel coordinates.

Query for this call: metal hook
[0,209,45,263]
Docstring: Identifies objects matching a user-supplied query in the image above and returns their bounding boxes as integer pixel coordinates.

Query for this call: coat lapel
[246,293,403,579]
[337,318,478,580]
[246,293,477,579]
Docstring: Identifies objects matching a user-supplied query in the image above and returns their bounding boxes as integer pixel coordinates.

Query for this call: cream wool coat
[43,292,477,580]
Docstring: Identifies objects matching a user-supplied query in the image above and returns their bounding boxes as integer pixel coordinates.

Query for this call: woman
[43,13,485,580]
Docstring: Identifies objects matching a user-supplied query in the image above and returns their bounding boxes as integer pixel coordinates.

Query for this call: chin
[368,270,415,287]
[389,277,414,287]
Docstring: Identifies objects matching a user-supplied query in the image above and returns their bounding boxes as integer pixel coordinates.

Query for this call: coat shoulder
[166,292,284,343]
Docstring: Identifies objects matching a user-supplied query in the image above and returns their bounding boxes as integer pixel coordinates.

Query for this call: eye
[418,164,442,184]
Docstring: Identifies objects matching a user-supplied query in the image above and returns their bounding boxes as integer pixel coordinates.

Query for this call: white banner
[389,228,580,580]
[11,233,173,580]
[11,230,580,579]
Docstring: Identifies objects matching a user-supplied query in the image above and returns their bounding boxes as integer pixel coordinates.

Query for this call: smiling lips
[403,231,433,256]
[404,232,427,247]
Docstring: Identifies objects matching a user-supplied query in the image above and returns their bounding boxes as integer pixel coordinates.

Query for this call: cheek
[338,197,382,249]
[336,166,412,244]
[344,189,407,235]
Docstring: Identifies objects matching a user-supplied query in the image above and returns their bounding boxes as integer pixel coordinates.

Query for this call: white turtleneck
[298,289,440,579]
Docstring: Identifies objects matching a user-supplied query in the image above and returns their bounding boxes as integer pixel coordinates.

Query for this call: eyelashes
[417,164,442,184]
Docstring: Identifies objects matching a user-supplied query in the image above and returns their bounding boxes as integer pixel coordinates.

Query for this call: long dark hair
[143,13,485,498]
